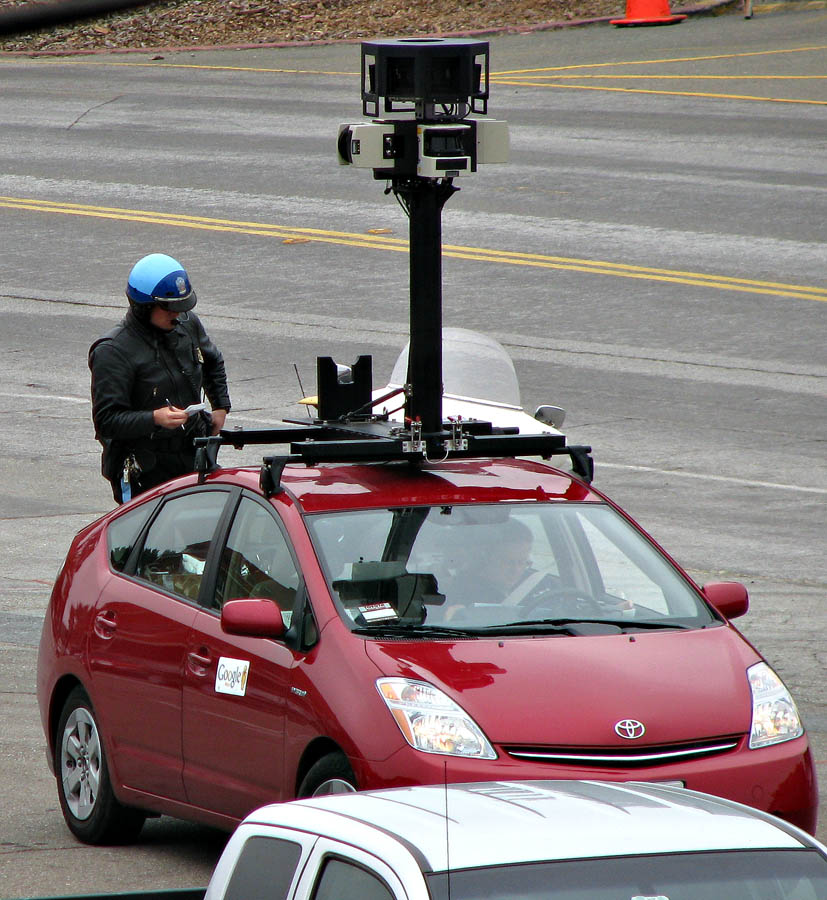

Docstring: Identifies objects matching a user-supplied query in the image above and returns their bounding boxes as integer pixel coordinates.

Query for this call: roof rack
[193,354,593,496]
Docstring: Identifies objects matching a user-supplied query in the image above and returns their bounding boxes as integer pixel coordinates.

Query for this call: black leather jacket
[89,309,231,481]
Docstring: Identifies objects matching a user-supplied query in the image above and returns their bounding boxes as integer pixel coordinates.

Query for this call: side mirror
[534,405,566,429]
[702,582,749,620]
[221,598,286,639]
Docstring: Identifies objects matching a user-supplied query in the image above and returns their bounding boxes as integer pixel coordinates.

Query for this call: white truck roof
[241,779,809,873]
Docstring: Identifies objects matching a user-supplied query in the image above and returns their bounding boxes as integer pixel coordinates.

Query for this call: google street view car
[37,37,817,846]
[38,327,817,844]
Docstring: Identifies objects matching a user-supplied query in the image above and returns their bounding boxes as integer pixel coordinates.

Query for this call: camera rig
[195,39,592,493]
[337,39,508,179]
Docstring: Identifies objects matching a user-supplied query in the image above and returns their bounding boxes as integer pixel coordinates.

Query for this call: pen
[167,398,186,430]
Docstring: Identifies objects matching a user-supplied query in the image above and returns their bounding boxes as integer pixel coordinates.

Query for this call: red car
[38,450,817,844]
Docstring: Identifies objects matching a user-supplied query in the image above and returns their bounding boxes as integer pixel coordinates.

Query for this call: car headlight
[748,662,804,749]
[377,678,497,759]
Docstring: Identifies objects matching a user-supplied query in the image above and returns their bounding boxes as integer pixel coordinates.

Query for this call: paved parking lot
[1,6,825,895]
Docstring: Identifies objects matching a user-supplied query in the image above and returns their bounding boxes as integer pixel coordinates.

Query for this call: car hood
[364,626,758,746]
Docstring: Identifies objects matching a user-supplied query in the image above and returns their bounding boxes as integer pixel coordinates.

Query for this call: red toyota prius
[37,449,818,845]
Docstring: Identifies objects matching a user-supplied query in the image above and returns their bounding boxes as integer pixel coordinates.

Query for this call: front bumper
[356,733,818,834]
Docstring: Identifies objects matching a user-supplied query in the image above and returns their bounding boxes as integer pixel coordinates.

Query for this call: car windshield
[305,502,717,635]
[425,849,827,900]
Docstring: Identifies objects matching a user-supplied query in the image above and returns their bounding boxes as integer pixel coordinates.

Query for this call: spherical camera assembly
[360,37,489,120]
[337,38,509,180]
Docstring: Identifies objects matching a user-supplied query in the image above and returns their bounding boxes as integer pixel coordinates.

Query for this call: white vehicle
[307,329,568,434]
[206,780,827,900]
[381,327,567,432]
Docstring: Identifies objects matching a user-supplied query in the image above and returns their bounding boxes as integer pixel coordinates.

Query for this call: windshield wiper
[479,617,695,635]
[351,623,480,639]
[474,619,597,636]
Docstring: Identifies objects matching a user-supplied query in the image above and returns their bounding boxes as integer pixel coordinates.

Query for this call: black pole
[396,177,459,434]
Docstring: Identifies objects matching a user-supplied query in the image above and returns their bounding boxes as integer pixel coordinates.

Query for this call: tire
[298,752,358,798]
[55,686,146,844]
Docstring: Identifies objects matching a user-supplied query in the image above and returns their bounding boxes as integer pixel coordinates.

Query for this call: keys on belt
[120,454,142,503]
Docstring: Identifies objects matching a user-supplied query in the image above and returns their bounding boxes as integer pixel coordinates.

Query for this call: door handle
[93,610,117,639]
[187,648,212,677]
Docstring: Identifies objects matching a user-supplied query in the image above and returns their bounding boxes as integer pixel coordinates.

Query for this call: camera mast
[195,39,593,490]
[340,38,502,433]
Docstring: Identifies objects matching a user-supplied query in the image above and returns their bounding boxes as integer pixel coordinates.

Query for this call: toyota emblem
[614,719,646,739]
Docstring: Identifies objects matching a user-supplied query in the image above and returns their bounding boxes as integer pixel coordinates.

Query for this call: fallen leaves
[0,0,624,53]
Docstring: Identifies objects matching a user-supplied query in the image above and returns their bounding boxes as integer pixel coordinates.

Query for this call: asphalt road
[1,6,825,896]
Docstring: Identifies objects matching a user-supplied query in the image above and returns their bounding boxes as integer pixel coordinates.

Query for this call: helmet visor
[155,290,197,313]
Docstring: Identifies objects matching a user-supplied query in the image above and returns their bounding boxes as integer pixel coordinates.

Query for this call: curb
[1,0,741,58]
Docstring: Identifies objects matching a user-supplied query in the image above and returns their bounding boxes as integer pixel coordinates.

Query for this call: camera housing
[337,38,508,180]
[337,119,508,178]
[360,37,490,120]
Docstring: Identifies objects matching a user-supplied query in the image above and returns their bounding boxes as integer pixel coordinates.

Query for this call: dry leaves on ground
[0,0,625,54]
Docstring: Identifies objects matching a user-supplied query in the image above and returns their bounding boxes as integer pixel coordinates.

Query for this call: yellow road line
[517,74,827,79]
[5,47,823,106]
[493,78,827,104]
[0,56,354,76]
[493,45,827,74]
[2,195,824,302]
[5,44,824,79]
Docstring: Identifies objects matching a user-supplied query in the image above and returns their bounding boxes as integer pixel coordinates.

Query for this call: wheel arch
[294,737,352,797]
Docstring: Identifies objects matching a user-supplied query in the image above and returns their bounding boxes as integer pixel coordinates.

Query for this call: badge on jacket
[196,347,204,364]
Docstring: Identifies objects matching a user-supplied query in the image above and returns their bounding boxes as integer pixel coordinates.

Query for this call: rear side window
[135,491,227,601]
[107,503,155,572]
[312,857,395,900]
[223,836,302,900]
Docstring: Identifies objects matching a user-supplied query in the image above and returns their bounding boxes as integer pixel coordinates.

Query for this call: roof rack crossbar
[195,427,593,484]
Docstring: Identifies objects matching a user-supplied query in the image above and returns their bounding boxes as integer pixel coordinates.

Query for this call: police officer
[89,253,231,503]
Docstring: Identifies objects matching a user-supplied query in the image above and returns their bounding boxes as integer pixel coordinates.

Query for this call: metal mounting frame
[194,417,592,497]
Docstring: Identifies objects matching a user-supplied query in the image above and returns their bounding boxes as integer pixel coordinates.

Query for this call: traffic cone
[611,0,687,25]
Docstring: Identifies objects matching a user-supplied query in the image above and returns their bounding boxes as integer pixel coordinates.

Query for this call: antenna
[293,363,313,419]
[444,760,452,900]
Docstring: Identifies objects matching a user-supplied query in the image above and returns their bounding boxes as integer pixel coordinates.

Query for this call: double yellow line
[493,46,827,105]
[2,195,825,302]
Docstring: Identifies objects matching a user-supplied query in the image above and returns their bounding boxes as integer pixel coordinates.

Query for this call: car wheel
[55,686,146,844]
[298,752,358,797]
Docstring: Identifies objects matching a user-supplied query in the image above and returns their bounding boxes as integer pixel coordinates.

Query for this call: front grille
[503,736,742,768]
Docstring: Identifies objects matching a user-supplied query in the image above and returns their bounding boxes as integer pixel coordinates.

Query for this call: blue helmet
[126,253,197,312]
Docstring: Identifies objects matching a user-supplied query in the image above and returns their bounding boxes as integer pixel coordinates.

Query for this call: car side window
[108,502,156,572]
[135,491,227,602]
[311,857,396,900]
[222,836,302,900]
[213,497,300,621]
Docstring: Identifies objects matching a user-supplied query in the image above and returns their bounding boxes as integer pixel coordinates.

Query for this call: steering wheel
[509,572,601,617]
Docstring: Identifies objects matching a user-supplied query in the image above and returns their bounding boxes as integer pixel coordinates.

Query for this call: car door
[182,493,302,818]
[87,488,231,801]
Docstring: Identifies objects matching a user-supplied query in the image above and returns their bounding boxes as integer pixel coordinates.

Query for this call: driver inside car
[442,519,535,620]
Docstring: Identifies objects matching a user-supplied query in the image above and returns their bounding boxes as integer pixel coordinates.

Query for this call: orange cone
[611,0,687,25]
